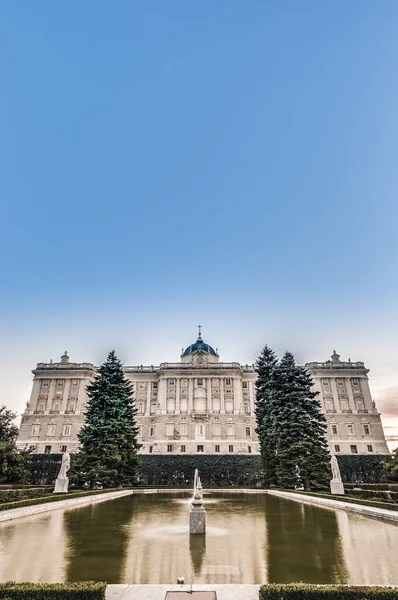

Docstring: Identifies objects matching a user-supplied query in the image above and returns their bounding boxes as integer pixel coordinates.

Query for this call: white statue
[330,454,345,495]
[58,452,70,479]
[53,452,70,493]
[331,455,341,481]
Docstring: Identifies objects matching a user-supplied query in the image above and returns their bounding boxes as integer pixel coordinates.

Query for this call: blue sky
[1,2,397,446]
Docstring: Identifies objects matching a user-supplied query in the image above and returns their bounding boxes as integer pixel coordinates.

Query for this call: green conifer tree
[273,352,331,490]
[71,351,141,488]
[254,345,279,487]
[0,405,30,483]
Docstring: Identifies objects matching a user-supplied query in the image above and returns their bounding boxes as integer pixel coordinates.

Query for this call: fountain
[189,469,206,535]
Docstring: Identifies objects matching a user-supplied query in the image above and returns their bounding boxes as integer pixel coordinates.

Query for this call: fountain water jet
[189,469,206,535]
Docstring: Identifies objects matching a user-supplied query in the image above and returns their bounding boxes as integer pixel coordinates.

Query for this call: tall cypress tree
[254,345,279,487]
[71,351,141,488]
[273,352,331,490]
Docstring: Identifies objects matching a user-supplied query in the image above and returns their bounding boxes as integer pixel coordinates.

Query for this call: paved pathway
[107,584,260,600]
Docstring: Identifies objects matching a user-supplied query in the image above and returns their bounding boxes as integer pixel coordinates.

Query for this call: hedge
[25,453,392,487]
[0,487,55,504]
[139,454,264,487]
[259,584,398,600]
[336,455,391,484]
[0,488,127,512]
[0,582,106,600]
[26,454,63,485]
[344,489,398,504]
[288,490,398,512]
[344,483,398,491]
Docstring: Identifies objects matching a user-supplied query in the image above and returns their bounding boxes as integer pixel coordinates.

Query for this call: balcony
[342,409,353,413]
[326,409,337,413]
[357,409,368,413]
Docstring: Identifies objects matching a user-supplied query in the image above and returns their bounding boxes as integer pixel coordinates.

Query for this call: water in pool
[0,493,397,584]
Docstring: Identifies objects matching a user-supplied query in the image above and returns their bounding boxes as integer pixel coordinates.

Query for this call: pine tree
[71,351,141,488]
[273,352,331,490]
[254,345,279,487]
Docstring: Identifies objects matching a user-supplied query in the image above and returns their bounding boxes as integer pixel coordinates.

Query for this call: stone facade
[16,338,390,456]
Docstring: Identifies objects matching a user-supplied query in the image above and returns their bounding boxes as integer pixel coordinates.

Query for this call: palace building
[17,329,389,456]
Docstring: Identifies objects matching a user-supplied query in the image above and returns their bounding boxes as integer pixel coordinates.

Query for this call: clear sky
[1,1,397,448]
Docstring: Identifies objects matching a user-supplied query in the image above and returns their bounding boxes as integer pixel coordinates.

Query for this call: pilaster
[146,382,151,416]
[234,376,242,413]
[207,378,212,412]
[29,379,42,413]
[176,377,180,413]
[47,380,56,414]
[61,379,71,413]
[188,378,194,412]
[220,378,225,414]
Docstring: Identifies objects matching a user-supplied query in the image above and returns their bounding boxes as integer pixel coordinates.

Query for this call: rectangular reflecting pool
[0,492,397,584]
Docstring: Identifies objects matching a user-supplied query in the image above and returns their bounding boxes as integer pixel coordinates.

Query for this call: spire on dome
[197,324,202,339]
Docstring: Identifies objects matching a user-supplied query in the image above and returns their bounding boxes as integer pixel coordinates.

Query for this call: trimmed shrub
[0,582,105,600]
[259,584,398,600]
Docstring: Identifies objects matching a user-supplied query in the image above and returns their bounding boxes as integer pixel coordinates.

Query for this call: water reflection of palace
[0,511,67,583]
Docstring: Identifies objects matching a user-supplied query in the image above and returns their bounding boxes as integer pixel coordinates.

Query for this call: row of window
[44,445,68,454]
[324,399,366,412]
[41,379,79,387]
[31,424,72,437]
[331,423,370,436]
[36,401,76,413]
[167,378,237,386]
[148,425,252,437]
[149,444,253,453]
[322,378,361,387]
[334,444,373,454]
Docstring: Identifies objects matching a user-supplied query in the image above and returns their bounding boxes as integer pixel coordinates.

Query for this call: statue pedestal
[189,507,206,535]
[53,477,69,494]
[330,480,345,495]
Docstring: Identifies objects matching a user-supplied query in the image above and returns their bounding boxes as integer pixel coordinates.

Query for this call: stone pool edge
[0,489,136,523]
[266,489,398,523]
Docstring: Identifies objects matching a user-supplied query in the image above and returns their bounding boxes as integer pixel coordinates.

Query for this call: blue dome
[182,336,217,357]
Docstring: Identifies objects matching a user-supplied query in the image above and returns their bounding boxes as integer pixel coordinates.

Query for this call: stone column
[330,378,339,412]
[47,379,56,414]
[29,379,42,413]
[176,378,180,413]
[207,378,212,412]
[61,379,71,413]
[77,377,90,414]
[158,378,167,414]
[249,380,255,414]
[220,378,225,414]
[346,379,356,413]
[188,378,194,412]
[234,376,242,413]
[146,381,151,416]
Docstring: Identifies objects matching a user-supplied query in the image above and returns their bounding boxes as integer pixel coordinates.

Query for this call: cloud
[374,386,398,420]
